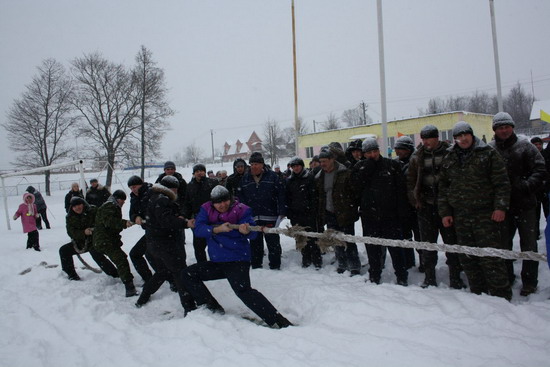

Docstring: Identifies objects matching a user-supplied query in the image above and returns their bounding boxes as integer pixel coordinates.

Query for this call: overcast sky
[1,0,549,170]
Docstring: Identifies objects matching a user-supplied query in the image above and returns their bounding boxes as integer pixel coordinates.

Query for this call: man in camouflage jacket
[438,121,512,300]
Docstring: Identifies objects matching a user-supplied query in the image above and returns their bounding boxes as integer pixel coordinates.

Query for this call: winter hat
[112,190,127,201]
[163,161,176,170]
[161,175,180,189]
[329,142,344,151]
[211,185,231,203]
[318,146,334,159]
[192,163,206,173]
[362,138,379,153]
[90,178,98,184]
[127,175,144,187]
[26,186,36,193]
[249,152,265,164]
[420,125,439,139]
[492,112,515,130]
[531,137,543,144]
[311,155,320,163]
[233,158,246,168]
[347,139,363,152]
[394,136,415,151]
[273,164,280,170]
[452,121,474,137]
[289,156,305,167]
[70,196,87,207]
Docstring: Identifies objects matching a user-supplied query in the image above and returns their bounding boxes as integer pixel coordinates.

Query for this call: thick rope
[72,240,102,273]
[226,224,547,263]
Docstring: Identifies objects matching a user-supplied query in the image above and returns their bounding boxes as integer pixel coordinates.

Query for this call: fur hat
[249,152,265,164]
[420,125,439,139]
[211,185,230,203]
[127,175,143,187]
[161,175,180,189]
[492,112,515,130]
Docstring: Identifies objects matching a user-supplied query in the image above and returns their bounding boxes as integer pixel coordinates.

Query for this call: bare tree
[419,97,446,115]
[446,96,469,111]
[282,117,308,154]
[322,112,340,130]
[133,46,173,178]
[3,58,77,194]
[72,52,141,187]
[467,90,496,114]
[341,108,363,127]
[504,82,534,128]
[184,143,204,165]
[263,119,284,166]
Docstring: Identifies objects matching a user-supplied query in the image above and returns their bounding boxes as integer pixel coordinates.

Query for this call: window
[306,146,314,158]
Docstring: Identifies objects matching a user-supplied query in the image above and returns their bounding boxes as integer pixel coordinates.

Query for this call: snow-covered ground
[1,165,549,367]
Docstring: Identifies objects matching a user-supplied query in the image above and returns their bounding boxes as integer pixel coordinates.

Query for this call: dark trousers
[96,245,133,283]
[35,209,50,229]
[502,208,539,288]
[26,230,39,249]
[325,211,361,272]
[362,217,407,281]
[181,261,281,326]
[417,203,461,271]
[59,242,118,277]
[129,235,157,282]
[140,240,195,312]
[191,233,208,263]
[250,220,282,269]
[290,216,322,267]
[402,209,420,269]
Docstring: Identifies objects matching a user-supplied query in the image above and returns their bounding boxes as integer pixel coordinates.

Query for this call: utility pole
[210,129,215,163]
[360,101,367,125]
[291,0,300,156]
[313,120,316,133]
[489,0,503,112]
[377,0,388,157]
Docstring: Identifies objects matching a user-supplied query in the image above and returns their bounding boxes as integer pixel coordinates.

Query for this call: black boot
[124,280,139,297]
[272,313,293,329]
[421,267,437,288]
[68,272,81,281]
[449,266,467,290]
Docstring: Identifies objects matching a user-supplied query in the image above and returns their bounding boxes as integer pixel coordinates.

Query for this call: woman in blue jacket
[181,186,293,328]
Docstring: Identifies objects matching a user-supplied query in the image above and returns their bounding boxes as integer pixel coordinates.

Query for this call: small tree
[263,119,284,166]
[184,143,205,165]
[3,58,77,194]
[504,82,534,128]
[321,112,340,131]
[72,52,141,187]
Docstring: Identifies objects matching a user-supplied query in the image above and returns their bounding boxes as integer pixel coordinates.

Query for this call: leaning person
[181,186,293,328]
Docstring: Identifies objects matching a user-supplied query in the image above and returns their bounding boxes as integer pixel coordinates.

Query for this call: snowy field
[1,165,549,367]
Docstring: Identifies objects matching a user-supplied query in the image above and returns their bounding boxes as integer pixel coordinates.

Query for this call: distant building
[297,111,494,163]
[222,131,263,163]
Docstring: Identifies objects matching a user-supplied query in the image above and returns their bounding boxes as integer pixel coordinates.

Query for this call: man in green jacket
[438,121,512,300]
[94,190,137,297]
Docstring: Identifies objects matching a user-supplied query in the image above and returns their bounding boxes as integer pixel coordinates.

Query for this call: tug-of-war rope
[229,224,547,263]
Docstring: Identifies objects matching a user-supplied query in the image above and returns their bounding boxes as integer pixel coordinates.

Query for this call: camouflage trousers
[95,243,134,283]
[454,209,512,301]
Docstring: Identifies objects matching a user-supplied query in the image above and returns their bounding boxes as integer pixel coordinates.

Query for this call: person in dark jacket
[308,155,321,176]
[127,175,157,283]
[226,158,248,200]
[352,138,409,286]
[393,135,420,271]
[407,125,464,289]
[239,152,286,270]
[59,197,118,281]
[345,139,364,168]
[26,186,50,229]
[285,157,321,268]
[183,164,219,263]
[316,148,361,275]
[85,179,111,208]
[439,121,512,300]
[93,190,137,297]
[181,186,293,328]
[135,176,196,314]
[64,182,84,213]
[490,112,547,296]
[531,137,550,236]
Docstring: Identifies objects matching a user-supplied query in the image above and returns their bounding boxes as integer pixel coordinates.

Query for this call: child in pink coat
[13,192,41,251]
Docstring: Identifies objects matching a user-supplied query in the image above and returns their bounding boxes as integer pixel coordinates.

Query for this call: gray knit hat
[452,121,474,137]
[362,138,380,153]
[394,136,415,152]
[492,112,515,130]
[420,125,439,139]
[211,185,230,203]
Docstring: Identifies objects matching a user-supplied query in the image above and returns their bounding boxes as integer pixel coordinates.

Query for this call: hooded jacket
[145,183,189,243]
[13,193,39,233]
[239,166,286,222]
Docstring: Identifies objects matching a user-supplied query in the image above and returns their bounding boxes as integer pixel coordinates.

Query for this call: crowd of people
[11,111,549,326]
